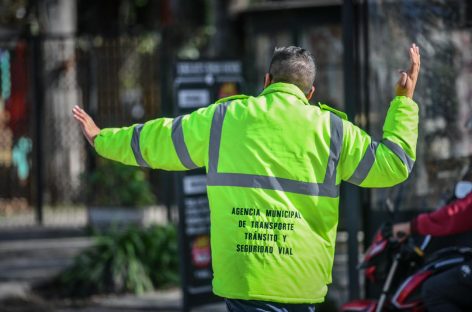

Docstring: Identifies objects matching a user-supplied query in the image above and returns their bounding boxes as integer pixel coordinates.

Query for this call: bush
[86,159,156,207]
[57,225,179,297]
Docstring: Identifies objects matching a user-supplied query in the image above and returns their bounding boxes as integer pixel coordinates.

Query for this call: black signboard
[174,60,243,311]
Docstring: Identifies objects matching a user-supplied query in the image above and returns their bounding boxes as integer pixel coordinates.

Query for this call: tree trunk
[39,0,83,204]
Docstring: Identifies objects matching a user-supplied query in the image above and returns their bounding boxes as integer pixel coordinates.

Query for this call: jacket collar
[260,82,310,105]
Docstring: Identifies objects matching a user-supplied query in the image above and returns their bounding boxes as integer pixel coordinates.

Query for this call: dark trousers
[422,260,472,312]
[225,299,315,312]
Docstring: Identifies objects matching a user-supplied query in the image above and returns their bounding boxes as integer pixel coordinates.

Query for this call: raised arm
[72,104,217,171]
[340,43,420,187]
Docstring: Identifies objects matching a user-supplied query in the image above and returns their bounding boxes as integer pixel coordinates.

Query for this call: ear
[263,73,272,89]
[306,85,315,100]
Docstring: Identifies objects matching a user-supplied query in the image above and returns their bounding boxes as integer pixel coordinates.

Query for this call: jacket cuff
[392,95,418,108]
[410,217,419,234]
[93,130,107,155]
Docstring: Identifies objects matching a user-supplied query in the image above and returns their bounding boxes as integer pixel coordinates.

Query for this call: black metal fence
[0,34,162,227]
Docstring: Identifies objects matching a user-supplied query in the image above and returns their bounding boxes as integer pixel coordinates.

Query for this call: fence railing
[0,34,163,227]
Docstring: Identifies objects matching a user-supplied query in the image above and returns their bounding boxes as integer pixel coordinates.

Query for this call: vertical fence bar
[31,34,44,225]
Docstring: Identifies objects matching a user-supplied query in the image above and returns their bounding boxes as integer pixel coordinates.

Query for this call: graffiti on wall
[0,48,32,182]
[0,45,32,215]
[0,103,13,167]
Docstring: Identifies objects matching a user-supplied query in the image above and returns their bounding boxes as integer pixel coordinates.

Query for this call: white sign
[177,61,242,75]
[178,89,210,108]
[183,175,207,195]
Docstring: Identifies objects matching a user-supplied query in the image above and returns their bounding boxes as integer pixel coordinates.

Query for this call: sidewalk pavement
[56,289,226,312]
[0,227,226,312]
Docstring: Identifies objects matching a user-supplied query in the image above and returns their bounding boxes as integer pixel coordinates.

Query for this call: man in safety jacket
[73,44,421,312]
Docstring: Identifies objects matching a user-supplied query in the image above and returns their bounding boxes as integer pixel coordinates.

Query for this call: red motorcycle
[341,223,472,312]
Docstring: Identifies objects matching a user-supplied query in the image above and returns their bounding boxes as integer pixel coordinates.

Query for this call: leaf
[56,225,178,297]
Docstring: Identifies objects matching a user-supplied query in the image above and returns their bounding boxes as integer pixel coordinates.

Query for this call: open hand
[395,43,421,99]
[72,105,100,147]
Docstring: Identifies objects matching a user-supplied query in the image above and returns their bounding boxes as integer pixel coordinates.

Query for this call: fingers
[72,105,94,126]
[72,105,100,147]
[408,43,420,79]
[401,72,407,87]
[394,44,420,98]
[73,111,86,124]
[72,105,88,119]
[397,71,408,88]
[409,43,420,59]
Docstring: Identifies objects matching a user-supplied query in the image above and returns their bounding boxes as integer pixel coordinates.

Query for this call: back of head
[269,46,316,94]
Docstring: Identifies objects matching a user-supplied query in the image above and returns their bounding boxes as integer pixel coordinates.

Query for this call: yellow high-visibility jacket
[94,82,418,303]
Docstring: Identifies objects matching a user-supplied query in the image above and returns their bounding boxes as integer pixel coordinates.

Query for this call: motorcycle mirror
[455,181,472,199]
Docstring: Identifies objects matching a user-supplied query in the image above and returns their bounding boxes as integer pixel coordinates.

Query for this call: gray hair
[269,46,316,94]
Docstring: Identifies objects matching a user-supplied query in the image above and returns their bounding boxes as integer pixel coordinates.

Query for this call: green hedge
[86,159,156,207]
[58,225,179,297]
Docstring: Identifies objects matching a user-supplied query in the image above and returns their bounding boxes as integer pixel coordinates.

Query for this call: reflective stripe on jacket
[94,82,418,303]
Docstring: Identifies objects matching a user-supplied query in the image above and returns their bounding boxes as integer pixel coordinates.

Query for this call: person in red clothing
[393,182,472,312]
[394,191,472,237]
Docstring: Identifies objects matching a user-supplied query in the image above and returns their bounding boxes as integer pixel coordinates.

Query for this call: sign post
[174,60,243,311]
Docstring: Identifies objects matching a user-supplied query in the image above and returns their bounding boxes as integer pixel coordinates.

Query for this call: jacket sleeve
[94,104,218,171]
[411,193,472,236]
[339,96,419,187]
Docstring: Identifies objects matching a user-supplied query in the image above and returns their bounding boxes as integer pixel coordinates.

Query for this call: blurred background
[0,0,472,311]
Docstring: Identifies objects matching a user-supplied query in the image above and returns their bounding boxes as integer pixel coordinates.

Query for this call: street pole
[342,0,361,300]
